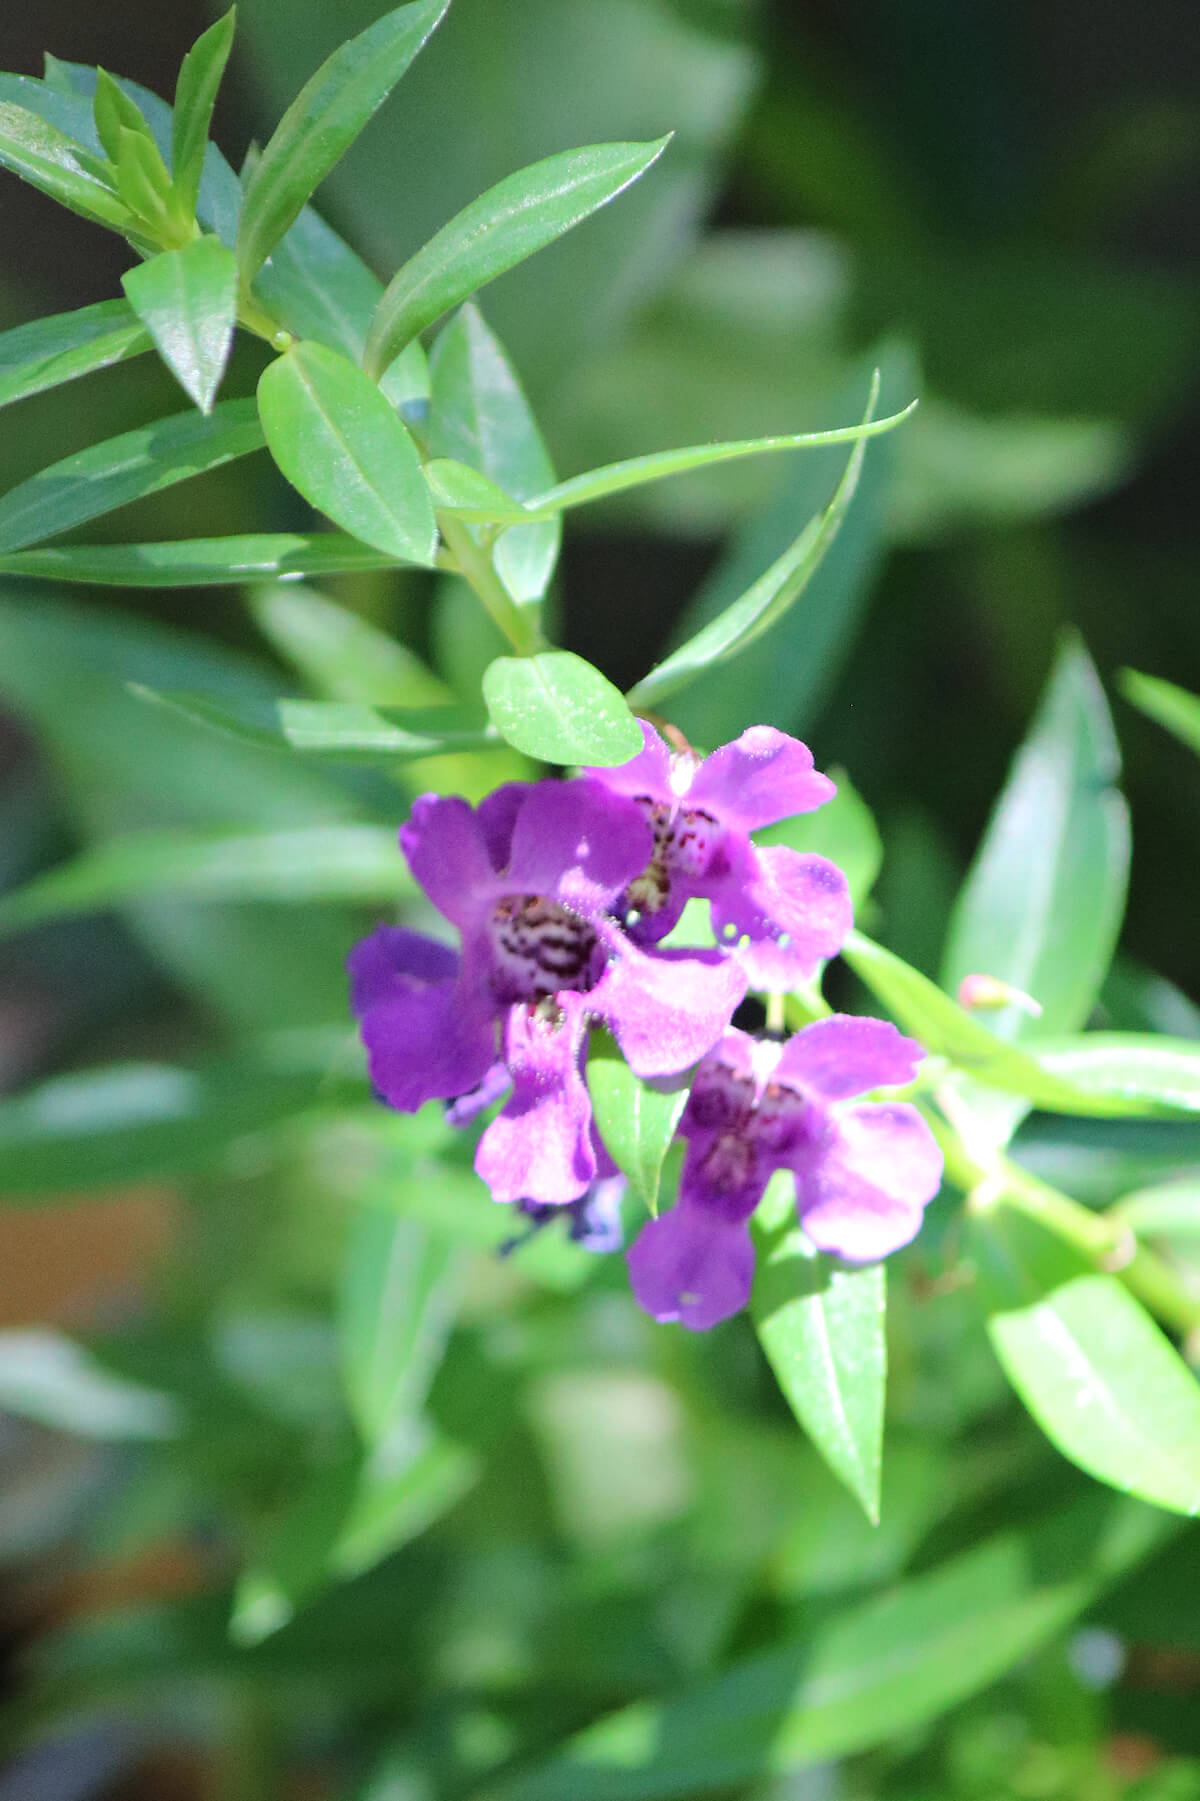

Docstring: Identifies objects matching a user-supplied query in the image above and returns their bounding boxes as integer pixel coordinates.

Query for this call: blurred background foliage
[0,0,1199,1797]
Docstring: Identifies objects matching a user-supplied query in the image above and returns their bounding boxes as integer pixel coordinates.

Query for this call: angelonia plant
[2,0,1200,1655]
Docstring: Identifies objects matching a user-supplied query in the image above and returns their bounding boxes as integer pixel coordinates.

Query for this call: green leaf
[364,137,672,380]
[131,686,496,764]
[172,7,237,220]
[752,1185,885,1521]
[1034,1034,1200,1116]
[0,533,404,587]
[423,457,529,522]
[429,302,560,604]
[505,1494,1168,1799]
[970,1202,1200,1516]
[114,123,177,232]
[0,1040,351,1201]
[0,825,410,938]
[525,396,915,523]
[0,299,151,410]
[1121,667,1200,758]
[755,768,882,912]
[0,100,129,229]
[942,637,1130,1046]
[93,67,154,164]
[586,1036,689,1213]
[1111,1179,1200,1242]
[122,235,237,412]
[236,0,450,283]
[0,398,264,552]
[842,931,1154,1119]
[257,341,437,564]
[249,585,450,707]
[0,1329,178,1441]
[254,202,385,361]
[338,1212,463,1445]
[482,651,643,765]
[329,1429,478,1580]
[627,378,891,710]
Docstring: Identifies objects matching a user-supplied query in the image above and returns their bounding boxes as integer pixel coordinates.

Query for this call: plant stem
[438,513,545,655]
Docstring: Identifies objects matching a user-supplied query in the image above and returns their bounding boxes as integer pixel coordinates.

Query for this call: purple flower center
[487,893,601,1003]
[625,795,728,921]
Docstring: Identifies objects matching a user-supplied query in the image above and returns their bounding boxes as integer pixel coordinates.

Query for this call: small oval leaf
[481,651,643,765]
[257,340,436,564]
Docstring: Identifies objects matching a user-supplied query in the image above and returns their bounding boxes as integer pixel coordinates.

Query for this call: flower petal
[686,727,835,831]
[347,925,458,1017]
[627,1200,755,1329]
[476,782,529,872]
[445,1061,511,1126]
[504,777,651,916]
[360,978,496,1114]
[400,794,496,928]
[797,1103,942,1262]
[591,941,746,1079]
[774,1015,925,1100]
[711,846,851,989]
[584,719,674,803]
[475,995,596,1205]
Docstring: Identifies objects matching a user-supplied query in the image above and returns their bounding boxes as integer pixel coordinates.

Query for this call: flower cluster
[349,723,942,1329]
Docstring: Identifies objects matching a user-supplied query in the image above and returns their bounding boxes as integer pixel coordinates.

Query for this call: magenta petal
[797,1103,942,1262]
[627,1201,755,1330]
[474,995,596,1205]
[712,846,851,988]
[583,719,674,803]
[360,978,496,1114]
[347,925,458,1016]
[400,794,497,928]
[445,1062,511,1126]
[591,941,746,1079]
[504,778,651,915]
[774,1015,925,1100]
[686,727,835,832]
[476,782,530,871]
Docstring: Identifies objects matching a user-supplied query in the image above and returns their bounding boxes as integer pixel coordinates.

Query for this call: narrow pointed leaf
[0,825,411,937]
[339,1213,463,1444]
[506,1495,1167,1799]
[586,1036,689,1213]
[122,235,237,412]
[0,100,129,228]
[971,1203,1200,1516]
[842,932,1155,1119]
[628,378,888,710]
[0,399,264,553]
[364,137,671,380]
[752,1188,885,1521]
[249,585,450,706]
[424,457,529,521]
[172,7,237,219]
[0,533,405,587]
[93,68,153,164]
[114,123,176,229]
[131,686,497,764]
[482,651,643,766]
[429,302,559,603]
[257,340,436,564]
[0,299,151,410]
[1121,668,1200,758]
[236,0,450,282]
[526,397,915,523]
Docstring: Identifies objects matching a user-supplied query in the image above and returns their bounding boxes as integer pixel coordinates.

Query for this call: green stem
[438,512,545,655]
[929,1088,1200,1338]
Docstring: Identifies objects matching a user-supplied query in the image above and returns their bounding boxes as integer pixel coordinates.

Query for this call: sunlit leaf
[586,1035,689,1213]
[0,533,402,587]
[122,235,237,412]
[481,650,643,765]
[171,7,237,220]
[0,99,129,229]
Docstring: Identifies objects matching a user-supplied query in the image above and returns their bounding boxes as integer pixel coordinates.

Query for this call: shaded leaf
[249,585,450,706]
[0,399,264,553]
[131,686,496,764]
[1121,667,1200,758]
[338,1212,463,1444]
[172,7,237,220]
[0,299,151,411]
[0,99,129,229]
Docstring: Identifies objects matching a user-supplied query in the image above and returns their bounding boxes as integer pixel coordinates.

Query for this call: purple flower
[586,723,852,989]
[348,778,746,1209]
[627,1016,942,1330]
[504,1175,627,1256]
